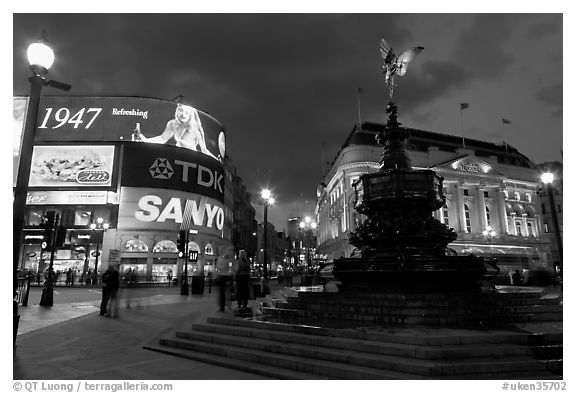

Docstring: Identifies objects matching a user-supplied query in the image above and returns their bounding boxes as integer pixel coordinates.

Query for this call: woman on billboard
[134,103,219,161]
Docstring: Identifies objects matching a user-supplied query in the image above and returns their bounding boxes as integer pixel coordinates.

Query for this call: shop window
[153,240,177,253]
[26,207,44,226]
[464,205,471,233]
[123,239,149,252]
[75,209,92,226]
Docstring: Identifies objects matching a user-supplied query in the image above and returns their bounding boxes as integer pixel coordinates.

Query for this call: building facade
[316,122,556,275]
[15,96,252,283]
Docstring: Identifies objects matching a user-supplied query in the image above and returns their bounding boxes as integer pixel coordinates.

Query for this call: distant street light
[299,216,317,269]
[541,172,563,274]
[482,225,496,253]
[90,218,109,284]
[260,189,275,279]
[14,32,71,342]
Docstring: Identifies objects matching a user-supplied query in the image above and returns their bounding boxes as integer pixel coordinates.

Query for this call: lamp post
[482,225,496,253]
[299,216,317,270]
[14,32,70,342]
[90,218,109,285]
[260,189,275,279]
[541,172,563,274]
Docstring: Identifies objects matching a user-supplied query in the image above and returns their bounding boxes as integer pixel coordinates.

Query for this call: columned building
[316,122,554,275]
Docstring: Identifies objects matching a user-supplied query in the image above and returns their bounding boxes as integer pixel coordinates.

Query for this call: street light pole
[263,202,268,279]
[541,172,563,273]
[14,32,70,344]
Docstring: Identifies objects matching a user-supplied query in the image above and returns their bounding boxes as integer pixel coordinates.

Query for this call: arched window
[204,243,214,255]
[442,204,449,226]
[485,205,491,227]
[464,205,472,233]
[153,240,177,253]
[123,239,149,252]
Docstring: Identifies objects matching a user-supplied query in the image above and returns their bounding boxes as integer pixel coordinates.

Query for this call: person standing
[100,265,120,317]
[215,246,234,312]
[235,250,251,311]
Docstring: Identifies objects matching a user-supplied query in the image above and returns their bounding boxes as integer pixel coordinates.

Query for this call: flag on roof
[460,103,469,110]
[502,118,511,124]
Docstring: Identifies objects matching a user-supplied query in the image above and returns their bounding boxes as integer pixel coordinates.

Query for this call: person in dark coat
[235,250,251,310]
[100,265,120,317]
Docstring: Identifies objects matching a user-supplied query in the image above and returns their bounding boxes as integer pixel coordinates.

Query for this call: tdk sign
[122,144,225,203]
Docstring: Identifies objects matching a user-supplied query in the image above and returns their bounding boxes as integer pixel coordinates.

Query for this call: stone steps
[148,317,560,379]
[189,322,533,360]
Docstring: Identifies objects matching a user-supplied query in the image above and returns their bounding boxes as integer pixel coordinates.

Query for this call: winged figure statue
[379,38,424,98]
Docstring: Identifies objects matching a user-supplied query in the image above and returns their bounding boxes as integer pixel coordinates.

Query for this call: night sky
[12,13,563,231]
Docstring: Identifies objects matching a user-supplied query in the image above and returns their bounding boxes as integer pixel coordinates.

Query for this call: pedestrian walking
[100,264,120,317]
[215,246,235,312]
[235,249,251,311]
[65,268,72,286]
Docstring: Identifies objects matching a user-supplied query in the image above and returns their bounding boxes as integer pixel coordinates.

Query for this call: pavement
[11,283,563,381]
[13,287,272,380]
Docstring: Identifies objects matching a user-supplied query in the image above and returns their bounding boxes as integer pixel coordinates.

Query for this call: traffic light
[41,211,58,251]
[177,230,187,258]
[55,225,67,248]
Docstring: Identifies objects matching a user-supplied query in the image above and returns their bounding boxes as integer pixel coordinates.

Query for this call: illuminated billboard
[121,143,224,203]
[29,145,115,187]
[34,96,225,161]
[117,187,224,238]
[13,97,29,186]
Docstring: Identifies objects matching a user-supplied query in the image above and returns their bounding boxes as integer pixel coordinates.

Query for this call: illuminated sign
[34,96,225,161]
[29,145,115,188]
[13,97,29,186]
[451,158,491,174]
[121,144,224,202]
[26,191,109,205]
[118,187,224,238]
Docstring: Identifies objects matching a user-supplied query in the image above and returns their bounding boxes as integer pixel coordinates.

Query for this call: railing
[15,276,31,307]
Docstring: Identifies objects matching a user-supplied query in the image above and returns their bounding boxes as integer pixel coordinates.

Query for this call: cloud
[536,83,562,115]
[451,14,516,79]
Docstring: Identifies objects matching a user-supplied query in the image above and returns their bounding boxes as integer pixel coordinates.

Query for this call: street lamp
[541,172,563,274]
[14,32,71,342]
[482,225,496,252]
[299,216,317,269]
[90,218,109,284]
[260,189,275,279]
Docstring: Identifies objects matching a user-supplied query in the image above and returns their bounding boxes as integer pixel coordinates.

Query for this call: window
[515,221,523,236]
[75,209,92,226]
[463,189,469,196]
[544,223,550,233]
[464,205,471,233]
[541,204,546,214]
[526,193,532,203]
[124,239,149,252]
[442,205,449,226]
[484,191,489,198]
[504,190,509,199]
[153,240,177,253]
[514,192,520,201]
[527,222,534,237]
[485,205,491,227]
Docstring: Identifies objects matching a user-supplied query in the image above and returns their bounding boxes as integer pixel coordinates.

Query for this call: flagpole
[460,106,465,149]
[357,88,362,125]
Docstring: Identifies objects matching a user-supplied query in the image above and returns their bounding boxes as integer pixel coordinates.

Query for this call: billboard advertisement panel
[13,97,29,186]
[29,145,115,187]
[34,96,225,161]
[117,187,224,238]
[26,190,109,205]
[121,143,224,203]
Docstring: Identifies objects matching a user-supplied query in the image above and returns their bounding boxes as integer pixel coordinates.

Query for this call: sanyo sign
[135,194,224,230]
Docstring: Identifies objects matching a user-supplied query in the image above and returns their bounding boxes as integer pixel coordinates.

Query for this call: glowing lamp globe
[27,42,54,73]
[541,172,554,185]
